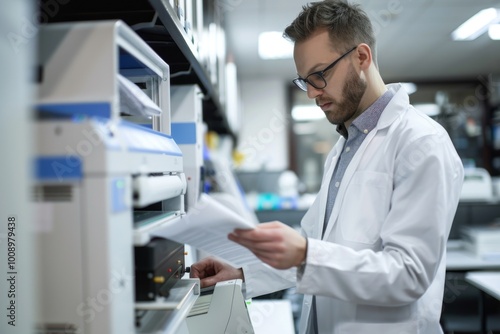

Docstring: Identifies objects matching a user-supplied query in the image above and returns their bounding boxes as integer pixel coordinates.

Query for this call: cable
[170,66,193,78]
[131,13,159,31]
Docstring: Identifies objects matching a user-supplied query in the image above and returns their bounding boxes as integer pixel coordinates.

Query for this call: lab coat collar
[377,83,409,129]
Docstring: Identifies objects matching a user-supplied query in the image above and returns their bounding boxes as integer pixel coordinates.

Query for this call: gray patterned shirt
[322,90,395,236]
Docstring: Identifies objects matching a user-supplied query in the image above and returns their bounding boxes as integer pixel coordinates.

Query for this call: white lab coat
[242,83,464,334]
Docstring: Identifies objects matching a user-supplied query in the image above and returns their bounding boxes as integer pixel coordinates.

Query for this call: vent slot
[36,323,78,334]
[33,185,73,202]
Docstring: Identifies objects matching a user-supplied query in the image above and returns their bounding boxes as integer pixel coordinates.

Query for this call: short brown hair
[284,0,377,63]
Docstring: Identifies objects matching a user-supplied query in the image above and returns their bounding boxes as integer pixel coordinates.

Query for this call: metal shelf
[133,211,184,246]
[145,0,234,138]
[38,0,235,139]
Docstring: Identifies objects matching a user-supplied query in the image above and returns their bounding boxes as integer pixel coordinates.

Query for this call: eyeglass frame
[292,46,357,92]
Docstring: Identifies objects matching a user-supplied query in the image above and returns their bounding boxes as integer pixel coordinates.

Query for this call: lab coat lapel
[316,137,345,239]
[322,128,379,240]
[319,84,408,240]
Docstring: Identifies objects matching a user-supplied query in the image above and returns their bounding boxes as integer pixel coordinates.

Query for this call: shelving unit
[34,20,199,334]
[39,0,235,139]
[481,74,500,176]
[487,101,500,175]
[33,2,243,332]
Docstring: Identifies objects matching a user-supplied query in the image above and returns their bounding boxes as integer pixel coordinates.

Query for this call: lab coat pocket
[339,171,391,244]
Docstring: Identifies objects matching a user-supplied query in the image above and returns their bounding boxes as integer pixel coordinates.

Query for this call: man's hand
[190,256,244,288]
[228,221,306,270]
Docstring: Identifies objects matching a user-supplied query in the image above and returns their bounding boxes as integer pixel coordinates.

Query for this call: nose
[306,84,322,99]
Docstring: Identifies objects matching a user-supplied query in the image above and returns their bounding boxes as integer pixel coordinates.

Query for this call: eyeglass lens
[294,73,326,91]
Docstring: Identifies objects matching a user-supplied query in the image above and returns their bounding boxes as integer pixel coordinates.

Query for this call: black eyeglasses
[292,46,357,92]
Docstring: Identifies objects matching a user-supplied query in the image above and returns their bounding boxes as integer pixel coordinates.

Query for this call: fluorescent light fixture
[293,123,317,135]
[415,103,440,117]
[451,8,500,41]
[489,24,500,40]
[292,105,325,121]
[258,31,293,59]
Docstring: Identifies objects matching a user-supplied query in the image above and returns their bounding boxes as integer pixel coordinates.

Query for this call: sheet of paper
[118,74,161,116]
[151,193,261,267]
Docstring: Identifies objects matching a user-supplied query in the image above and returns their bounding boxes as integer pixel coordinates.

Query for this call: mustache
[316,98,336,106]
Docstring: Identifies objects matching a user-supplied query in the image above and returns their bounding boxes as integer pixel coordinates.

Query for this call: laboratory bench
[441,198,500,334]
[441,267,500,334]
[465,271,500,334]
[443,242,500,333]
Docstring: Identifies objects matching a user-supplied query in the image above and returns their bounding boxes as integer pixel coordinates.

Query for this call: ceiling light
[258,31,293,60]
[488,24,500,40]
[293,123,317,135]
[292,105,325,121]
[451,8,500,41]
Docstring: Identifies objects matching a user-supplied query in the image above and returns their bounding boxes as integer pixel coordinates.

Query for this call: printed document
[151,193,260,267]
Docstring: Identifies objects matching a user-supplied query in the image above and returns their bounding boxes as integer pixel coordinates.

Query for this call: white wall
[236,78,289,171]
[0,1,36,334]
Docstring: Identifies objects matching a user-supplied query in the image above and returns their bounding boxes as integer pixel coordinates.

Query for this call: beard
[318,63,367,125]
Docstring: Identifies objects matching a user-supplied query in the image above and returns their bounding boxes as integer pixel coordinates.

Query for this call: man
[191,1,464,333]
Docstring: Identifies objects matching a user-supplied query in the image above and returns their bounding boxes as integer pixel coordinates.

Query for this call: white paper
[151,193,261,267]
[118,74,162,117]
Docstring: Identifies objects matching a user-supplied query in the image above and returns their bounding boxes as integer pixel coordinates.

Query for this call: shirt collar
[336,89,394,139]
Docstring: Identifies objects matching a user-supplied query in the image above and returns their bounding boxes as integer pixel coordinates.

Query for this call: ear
[355,43,372,70]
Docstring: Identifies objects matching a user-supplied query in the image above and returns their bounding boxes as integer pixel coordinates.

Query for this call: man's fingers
[200,277,217,288]
[230,228,281,243]
[233,222,283,235]
[189,267,202,278]
[229,235,284,254]
[254,221,282,229]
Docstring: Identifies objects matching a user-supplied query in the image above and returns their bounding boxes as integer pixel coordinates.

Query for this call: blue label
[35,156,82,181]
[37,102,112,118]
[172,122,197,145]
